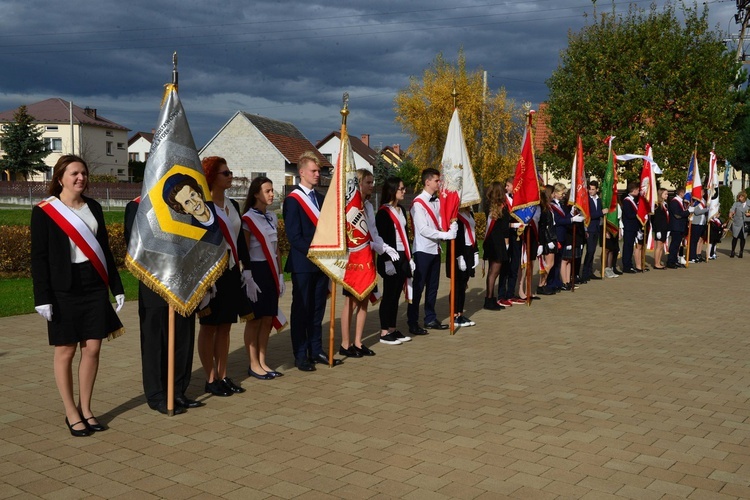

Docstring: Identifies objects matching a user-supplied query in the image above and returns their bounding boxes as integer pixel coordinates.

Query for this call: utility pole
[736,1,750,188]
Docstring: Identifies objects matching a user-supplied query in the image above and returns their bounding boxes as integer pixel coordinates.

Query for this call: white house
[127,131,153,163]
[316,132,379,172]
[0,98,130,181]
[200,111,332,198]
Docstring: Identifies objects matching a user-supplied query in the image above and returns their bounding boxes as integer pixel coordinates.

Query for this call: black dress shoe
[295,359,316,371]
[589,275,602,280]
[612,267,623,275]
[312,353,343,366]
[666,263,678,269]
[222,377,246,393]
[623,268,637,274]
[266,370,284,377]
[205,380,233,397]
[408,325,429,335]
[65,417,91,437]
[151,402,187,415]
[424,321,448,330]
[353,344,376,356]
[339,345,363,358]
[175,396,205,409]
[82,415,107,432]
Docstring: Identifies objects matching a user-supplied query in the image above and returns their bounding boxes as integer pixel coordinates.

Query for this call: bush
[474,212,486,240]
[719,185,735,221]
[0,225,31,274]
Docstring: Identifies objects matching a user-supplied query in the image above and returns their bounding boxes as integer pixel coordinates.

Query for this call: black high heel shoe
[65,417,91,437]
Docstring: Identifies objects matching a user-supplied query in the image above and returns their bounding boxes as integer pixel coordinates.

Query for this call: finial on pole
[341,92,349,125]
[451,86,458,108]
[172,52,179,88]
[523,101,534,126]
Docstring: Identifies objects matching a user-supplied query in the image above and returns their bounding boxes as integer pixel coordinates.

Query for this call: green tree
[373,154,395,190]
[545,2,741,186]
[394,50,523,193]
[396,159,420,192]
[0,105,50,179]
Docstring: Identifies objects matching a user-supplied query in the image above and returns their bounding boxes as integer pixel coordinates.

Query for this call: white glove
[409,259,416,273]
[473,252,479,268]
[35,304,52,321]
[457,256,467,271]
[115,294,125,312]
[537,245,543,255]
[242,270,261,302]
[278,274,286,298]
[440,223,458,240]
[571,214,584,223]
[384,245,400,261]
[199,292,211,310]
[688,206,695,213]
[449,221,458,233]
[637,230,644,241]
[385,261,397,276]
[548,242,555,249]
[656,232,662,239]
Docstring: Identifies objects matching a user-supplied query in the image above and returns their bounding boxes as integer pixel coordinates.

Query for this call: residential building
[379,144,405,167]
[128,131,153,163]
[199,111,332,198]
[316,132,379,172]
[0,98,130,181]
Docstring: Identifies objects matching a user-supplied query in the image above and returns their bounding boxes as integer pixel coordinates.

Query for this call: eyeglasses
[397,187,407,192]
[218,170,233,177]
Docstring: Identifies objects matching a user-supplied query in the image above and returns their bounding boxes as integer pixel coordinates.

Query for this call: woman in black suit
[375,177,412,345]
[31,155,124,436]
[651,188,669,269]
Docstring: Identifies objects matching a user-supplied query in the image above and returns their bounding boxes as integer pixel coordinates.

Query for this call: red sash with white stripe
[214,204,239,268]
[38,196,109,286]
[288,189,320,225]
[550,202,565,217]
[242,211,287,332]
[381,204,413,302]
[456,212,476,246]
[411,197,440,229]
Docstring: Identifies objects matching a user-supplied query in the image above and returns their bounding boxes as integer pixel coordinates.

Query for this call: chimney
[83,107,97,119]
[360,134,370,147]
[393,144,401,156]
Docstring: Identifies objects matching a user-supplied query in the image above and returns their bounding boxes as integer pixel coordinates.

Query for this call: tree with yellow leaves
[394,50,523,192]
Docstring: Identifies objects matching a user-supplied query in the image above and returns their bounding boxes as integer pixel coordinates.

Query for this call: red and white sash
[38,196,109,286]
[456,212,476,246]
[625,195,638,212]
[288,189,320,225]
[381,204,413,303]
[550,201,565,217]
[242,211,287,332]
[411,197,440,229]
[214,204,239,268]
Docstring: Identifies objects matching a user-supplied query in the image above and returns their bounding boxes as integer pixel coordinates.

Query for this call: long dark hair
[381,176,403,206]
[242,176,273,213]
[48,154,89,197]
[486,181,506,220]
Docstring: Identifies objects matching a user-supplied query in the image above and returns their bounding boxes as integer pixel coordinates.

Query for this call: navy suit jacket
[282,186,324,274]
[621,195,641,231]
[587,196,603,232]
[668,197,690,232]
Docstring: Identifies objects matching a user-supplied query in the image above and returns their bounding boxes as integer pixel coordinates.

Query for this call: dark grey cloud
[0,0,737,150]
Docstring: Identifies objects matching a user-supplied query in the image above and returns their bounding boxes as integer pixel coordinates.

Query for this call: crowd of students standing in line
[31,152,750,435]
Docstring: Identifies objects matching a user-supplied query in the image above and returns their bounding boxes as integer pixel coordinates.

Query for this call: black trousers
[290,271,328,362]
[138,285,196,407]
[667,230,684,265]
[498,236,521,299]
[688,225,705,259]
[379,273,405,330]
[622,229,637,270]
[407,252,440,326]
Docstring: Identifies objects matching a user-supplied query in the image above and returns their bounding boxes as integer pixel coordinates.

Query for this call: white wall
[128,136,152,163]
[317,135,374,173]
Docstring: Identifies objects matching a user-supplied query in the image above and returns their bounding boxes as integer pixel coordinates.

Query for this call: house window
[46,125,59,131]
[106,141,113,156]
[117,169,125,175]
[129,152,140,161]
[106,131,114,137]
[117,142,125,149]
[144,152,149,160]
[250,172,267,179]
[324,154,332,164]
[44,138,63,152]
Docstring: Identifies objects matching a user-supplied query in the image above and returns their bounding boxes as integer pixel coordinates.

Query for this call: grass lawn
[0,207,126,226]
[0,270,140,318]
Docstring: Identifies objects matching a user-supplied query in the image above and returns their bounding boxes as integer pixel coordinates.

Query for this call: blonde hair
[553,182,567,197]
[298,151,320,170]
[738,190,747,202]
[356,168,374,200]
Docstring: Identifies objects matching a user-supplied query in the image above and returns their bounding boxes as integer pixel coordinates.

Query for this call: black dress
[483,209,510,262]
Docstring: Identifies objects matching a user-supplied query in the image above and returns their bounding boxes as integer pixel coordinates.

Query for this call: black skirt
[199,265,253,325]
[47,261,123,346]
[247,261,279,317]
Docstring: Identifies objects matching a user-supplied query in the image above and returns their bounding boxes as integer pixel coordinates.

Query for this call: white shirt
[410,190,442,255]
[217,200,242,268]
[244,209,278,262]
[69,203,97,263]
[388,205,407,252]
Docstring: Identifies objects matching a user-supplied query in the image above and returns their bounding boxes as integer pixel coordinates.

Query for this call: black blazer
[282,186,324,274]
[375,204,411,277]
[621,195,640,231]
[668,197,690,232]
[32,195,124,306]
[651,203,669,234]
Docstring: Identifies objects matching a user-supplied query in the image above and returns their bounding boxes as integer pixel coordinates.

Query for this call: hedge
[1,213,484,277]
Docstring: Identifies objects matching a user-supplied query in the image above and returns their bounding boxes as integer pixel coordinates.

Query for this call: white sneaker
[604,268,616,278]
[392,331,412,342]
[678,256,687,265]
[379,333,402,345]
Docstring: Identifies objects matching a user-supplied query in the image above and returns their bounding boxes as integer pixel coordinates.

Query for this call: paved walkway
[1,249,749,499]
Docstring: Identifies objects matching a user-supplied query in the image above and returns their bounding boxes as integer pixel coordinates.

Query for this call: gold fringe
[107,327,125,341]
[307,254,377,302]
[275,320,288,333]
[125,252,228,317]
[196,307,211,319]
[239,312,255,323]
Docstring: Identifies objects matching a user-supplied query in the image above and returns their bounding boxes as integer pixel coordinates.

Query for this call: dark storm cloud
[0,1,738,149]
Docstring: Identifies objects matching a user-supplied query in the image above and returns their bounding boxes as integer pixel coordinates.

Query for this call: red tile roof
[128,131,154,147]
[242,113,332,168]
[533,102,550,154]
[0,98,129,131]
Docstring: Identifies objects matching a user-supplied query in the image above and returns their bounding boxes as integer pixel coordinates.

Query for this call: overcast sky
[0,1,739,151]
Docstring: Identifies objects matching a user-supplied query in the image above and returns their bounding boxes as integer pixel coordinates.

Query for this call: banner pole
[450,240,456,335]
[328,282,336,367]
[571,225,577,292]
[641,222,647,271]
[526,228,532,306]
[686,217,692,268]
[601,221,607,278]
[167,306,175,417]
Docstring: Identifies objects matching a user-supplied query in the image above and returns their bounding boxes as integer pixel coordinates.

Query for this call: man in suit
[497,178,524,305]
[407,168,457,334]
[124,199,202,414]
[283,151,340,371]
[620,181,641,273]
[667,186,694,268]
[582,180,605,280]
